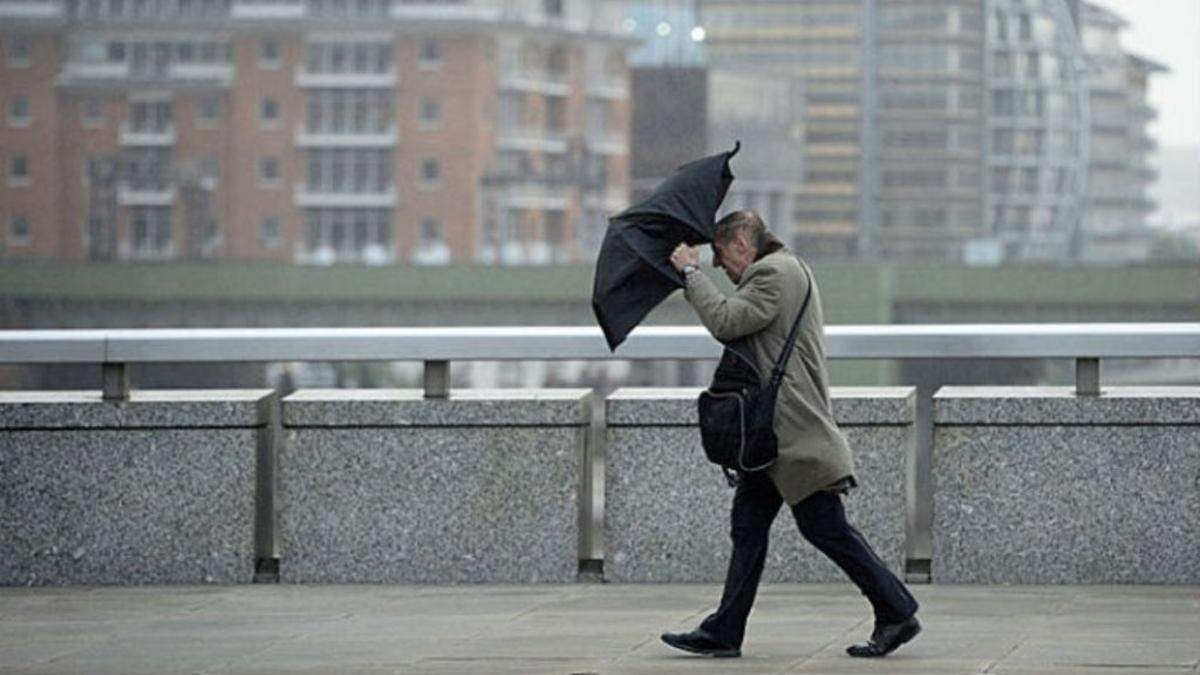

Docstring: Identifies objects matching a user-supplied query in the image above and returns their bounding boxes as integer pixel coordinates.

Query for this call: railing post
[1076,358,1101,397]
[102,362,130,401]
[424,360,449,399]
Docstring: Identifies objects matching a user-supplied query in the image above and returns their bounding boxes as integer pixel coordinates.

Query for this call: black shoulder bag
[697,267,813,487]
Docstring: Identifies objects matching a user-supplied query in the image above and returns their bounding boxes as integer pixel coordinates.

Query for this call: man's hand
[670,243,701,272]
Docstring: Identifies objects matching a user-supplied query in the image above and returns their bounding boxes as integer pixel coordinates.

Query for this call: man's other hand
[670,243,701,272]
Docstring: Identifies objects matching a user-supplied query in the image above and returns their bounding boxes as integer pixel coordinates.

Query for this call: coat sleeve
[683,264,782,342]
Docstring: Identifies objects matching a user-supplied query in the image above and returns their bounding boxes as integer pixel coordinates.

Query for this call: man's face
[712,231,754,284]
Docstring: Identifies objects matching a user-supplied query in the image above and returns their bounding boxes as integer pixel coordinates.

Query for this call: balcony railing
[119,124,176,147]
[294,67,396,89]
[293,184,397,208]
[294,125,397,148]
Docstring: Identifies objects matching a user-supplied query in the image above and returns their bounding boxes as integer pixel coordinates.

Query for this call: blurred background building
[0,0,1182,267]
[0,0,633,265]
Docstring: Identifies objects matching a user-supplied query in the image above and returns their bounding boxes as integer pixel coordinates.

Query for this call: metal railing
[2,323,1198,399]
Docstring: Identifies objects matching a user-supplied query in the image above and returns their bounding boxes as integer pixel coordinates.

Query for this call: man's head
[712,210,768,283]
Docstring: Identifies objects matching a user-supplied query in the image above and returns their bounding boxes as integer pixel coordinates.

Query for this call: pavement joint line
[784,612,870,672]
[981,587,1082,674]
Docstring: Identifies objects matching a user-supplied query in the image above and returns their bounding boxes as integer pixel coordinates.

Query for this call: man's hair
[714,210,769,252]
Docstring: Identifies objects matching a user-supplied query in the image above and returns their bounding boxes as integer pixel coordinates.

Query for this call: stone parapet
[605,387,915,583]
[280,389,592,583]
[933,386,1200,584]
[0,390,274,586]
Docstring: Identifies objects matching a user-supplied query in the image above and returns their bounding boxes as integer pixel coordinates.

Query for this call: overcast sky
[1093,0,1200,147]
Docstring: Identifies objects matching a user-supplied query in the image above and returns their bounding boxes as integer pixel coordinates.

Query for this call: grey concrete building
[1078,2,1168,263]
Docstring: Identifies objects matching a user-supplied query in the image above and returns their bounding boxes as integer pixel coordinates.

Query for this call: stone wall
[604,387,914,582]
[933,386,1200,583]
[280,389,592,583]
[0,390,274,585]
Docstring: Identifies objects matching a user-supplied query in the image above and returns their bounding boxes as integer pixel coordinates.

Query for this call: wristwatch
[681,264,699,276]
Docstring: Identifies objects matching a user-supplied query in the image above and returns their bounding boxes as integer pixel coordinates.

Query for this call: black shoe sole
[661,636,741,658]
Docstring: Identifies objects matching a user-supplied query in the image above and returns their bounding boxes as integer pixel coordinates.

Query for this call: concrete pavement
[1,583,1198,674]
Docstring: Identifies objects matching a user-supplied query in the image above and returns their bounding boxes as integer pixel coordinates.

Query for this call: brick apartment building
[0,0,632,265]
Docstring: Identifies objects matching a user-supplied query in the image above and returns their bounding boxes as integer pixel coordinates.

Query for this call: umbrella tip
[730,140,741,157]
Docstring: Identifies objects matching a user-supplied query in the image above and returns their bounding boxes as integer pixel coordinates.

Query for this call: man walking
[662,210,920,659]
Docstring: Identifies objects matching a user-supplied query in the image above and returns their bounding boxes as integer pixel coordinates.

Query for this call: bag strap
[768,265,813,391]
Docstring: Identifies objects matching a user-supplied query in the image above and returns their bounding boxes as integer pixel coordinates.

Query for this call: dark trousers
[699,471,918,648]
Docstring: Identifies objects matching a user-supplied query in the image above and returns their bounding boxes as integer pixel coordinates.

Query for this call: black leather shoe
[661,629,741,658]
[846,616,921,658]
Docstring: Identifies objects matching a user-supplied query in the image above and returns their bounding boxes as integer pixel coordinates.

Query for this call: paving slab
[1,584,1198,675]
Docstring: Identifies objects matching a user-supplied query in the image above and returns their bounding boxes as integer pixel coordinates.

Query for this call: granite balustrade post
[279,388,592,583]
[0,390,275,586]
[932,386,1200,584]
[604,387,915,582]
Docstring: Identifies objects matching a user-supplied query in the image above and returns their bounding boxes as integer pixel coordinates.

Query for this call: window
[420,217,441,245]
[9,96,31,126]
[306,41,391,74]
[260,216,281,250]
[306,148,391,193]
[9,154,29,186]
[303,207,392,259]
[197,97,220,126]
[130,206,172,255]
[419,38,442,68]
[130,99,171,132]
[419,98,441,128]
[259,38,280,68]
[260,98,279,126]
[6,35,31,67]
[543,0,563,18]
[200,154,219,180]
[259,157,280,185]
[82,96,104,126]
[9,215,31,246]
[420,157,440,186]
[108,41,126,62]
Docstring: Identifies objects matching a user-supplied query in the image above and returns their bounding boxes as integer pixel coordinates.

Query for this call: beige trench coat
[684,247,856,504]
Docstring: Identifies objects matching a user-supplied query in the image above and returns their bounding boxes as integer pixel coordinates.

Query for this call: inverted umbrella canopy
[592,142,740,350]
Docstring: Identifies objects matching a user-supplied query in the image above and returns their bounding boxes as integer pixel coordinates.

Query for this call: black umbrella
[592,142,740,350]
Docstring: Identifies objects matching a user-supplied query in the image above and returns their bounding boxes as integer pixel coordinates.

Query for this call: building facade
[0,0,632,265]
[696,0,1158,264]
[1078,2,1165,263]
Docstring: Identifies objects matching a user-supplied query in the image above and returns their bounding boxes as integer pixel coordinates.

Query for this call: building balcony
[293,243,395,266]
[294,68,396,89]
[583,185,627,213]
[117,184,176,206]
[293,184,398,208]
[497,126,569,154]
[498,69,571,97]
[231,0,304,19]
[166,63,234,84]
[123,242,177,261]
[496,183,569,212]
[586,76,628,101]
[389,1,499,21]
[294,125,398,148]
[119,125,176,147]
[0,0,64,19]
[586,130,627,157]
[59,61,132,83]
[411,242,452,266]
